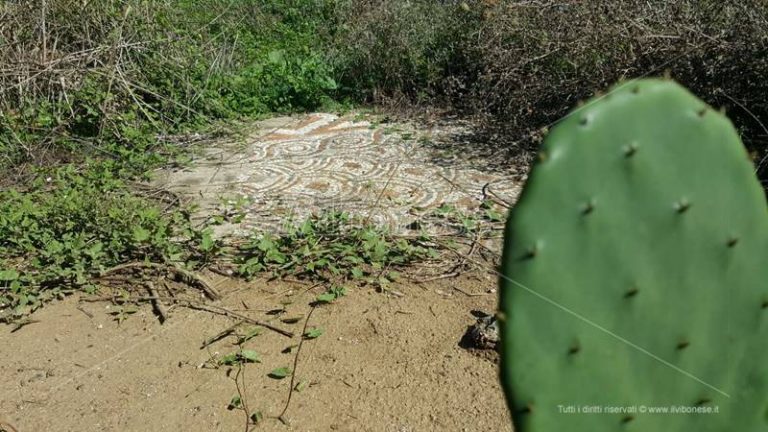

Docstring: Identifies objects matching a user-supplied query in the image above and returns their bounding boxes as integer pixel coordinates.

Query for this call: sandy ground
[1,112,521,431]
[0,274,512,431]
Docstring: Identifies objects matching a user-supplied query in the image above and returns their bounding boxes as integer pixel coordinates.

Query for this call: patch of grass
[236,211,440,289]
[0,163,214,322]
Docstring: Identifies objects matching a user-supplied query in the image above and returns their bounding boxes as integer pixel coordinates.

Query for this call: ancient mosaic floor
[156,113,522,235]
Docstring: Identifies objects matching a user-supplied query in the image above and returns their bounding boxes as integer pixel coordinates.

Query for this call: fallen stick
[84,295,294,338]
[200,319,245,349]
[100,261,220,300]
[146,282,169,323]
[183,303,294,338]
[0,420,19,432]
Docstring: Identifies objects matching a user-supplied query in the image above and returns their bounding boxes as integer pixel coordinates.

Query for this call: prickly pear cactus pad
[499,79,768,432]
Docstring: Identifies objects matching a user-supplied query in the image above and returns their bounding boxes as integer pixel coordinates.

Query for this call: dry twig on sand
[99,261,220,300]
[200,319,246,349]
[278,305,318,425]
[0,421,19,432]
[82,295,294,338]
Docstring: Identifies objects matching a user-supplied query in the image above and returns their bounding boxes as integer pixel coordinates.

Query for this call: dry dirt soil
[0,273,512,432]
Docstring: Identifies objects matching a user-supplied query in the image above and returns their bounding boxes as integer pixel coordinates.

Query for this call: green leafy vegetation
[0,0,343,171]
[0,163,216,321]
[303,327,324,340]
[268,367,292,379]
[219,349,261,366]
[0,0,344,320]
[1,0,766,321]
[236,211,439,288]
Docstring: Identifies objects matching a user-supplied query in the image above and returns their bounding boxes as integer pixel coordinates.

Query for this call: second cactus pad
[499,79,768,431]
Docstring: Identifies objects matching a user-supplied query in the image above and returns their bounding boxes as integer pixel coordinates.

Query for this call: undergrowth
[236,211,440,291]
[0,0,343,320]
[3,0,766,321]
[0,163,219,322]
[0,0,342,173]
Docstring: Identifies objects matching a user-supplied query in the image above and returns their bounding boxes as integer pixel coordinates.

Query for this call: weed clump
[236,211,439,288]
[0,163,216,321]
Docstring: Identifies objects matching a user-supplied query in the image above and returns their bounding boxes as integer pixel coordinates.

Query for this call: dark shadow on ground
[418,115,537,179]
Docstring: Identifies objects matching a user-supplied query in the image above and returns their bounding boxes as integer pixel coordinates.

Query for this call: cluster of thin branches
[1,1,145,107]
[0,0,255,173]
[473,1,768,126]
[333,1,768,177]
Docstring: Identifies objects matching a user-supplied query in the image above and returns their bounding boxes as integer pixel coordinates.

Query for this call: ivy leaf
[200,230,214,252]
[219,353,239,366]
[303,327,324,339]
[315,293,335,303]
[237,327,263,344]
[331,285,347,298]
[228,396,241,410]
[257,236,275,252]
[0,269,19,282]
[485,208,504,222]
[240,350,260,363]
[268,367,291,379]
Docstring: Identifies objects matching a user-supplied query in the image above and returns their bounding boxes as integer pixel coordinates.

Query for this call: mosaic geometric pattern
[158,113,521,235]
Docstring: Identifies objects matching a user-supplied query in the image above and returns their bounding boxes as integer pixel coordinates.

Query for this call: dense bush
[471,2,768,159]
[330,0,482,103]
[4,0,766,177]
[0,0,340,174]
[330,0,768,179]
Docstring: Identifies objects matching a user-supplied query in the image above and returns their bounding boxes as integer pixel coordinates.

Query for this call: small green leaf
[132,226,150,242]
[200,230,214,252]
[45,240,64,255]
[304,327,324,339]
[87,242,104,258]
[268,367,291,379]
[257,236,275,252]
[240,350,260,363]
[485,208,503,222]
[0,269,19,281]
[228,395,241,410]
[250,411,263,423]
[219,353,239,366]
[315,293,335,303]
[237,327,263,344]
[350,267,364,279]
